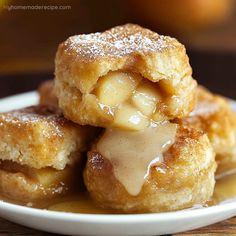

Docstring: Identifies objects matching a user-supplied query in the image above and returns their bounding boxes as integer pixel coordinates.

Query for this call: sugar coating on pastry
[55,24,196,130]
[64,25,177,59]
[179,86,236,174]
[0,160,77,202]
[0,105,96,170]
[38,80,58,107]
[84,124,216,213]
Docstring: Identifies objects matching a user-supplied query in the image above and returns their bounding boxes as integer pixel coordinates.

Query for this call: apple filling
[0,160,76,202]
[94,71,164,130]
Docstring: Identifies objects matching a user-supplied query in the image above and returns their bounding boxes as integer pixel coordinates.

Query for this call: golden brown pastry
[55,24,197,130]
[84,123,216,213]
[0,105,97,202]
[179,86,236,175]
[38,80,58,107]
[0,105,95,170]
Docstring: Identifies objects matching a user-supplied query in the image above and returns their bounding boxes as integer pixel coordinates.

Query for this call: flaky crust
[179,86,236,174]
[0,105,97,170]
[55,24,196,127]
[84,125,216,213]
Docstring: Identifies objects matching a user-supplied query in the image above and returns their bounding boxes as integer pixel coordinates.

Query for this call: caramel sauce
[97,122,177,196]
[208,172,236,206]
[47,193,118,214]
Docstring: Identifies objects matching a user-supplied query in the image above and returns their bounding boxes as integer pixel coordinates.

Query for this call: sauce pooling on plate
[208,171,236,206]
[1,171,236,213]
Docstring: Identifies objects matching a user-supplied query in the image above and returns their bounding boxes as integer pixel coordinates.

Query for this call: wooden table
[1,216,236,235]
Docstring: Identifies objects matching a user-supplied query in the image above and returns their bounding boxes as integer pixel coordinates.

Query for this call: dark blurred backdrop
[0,0,235,98]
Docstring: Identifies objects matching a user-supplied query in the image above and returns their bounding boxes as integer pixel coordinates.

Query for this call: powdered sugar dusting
[0,106,72,138]
[64,24,176,60]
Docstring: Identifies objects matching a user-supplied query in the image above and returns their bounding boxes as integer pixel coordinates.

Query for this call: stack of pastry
[0,105,97,202]
[1,24,235,212]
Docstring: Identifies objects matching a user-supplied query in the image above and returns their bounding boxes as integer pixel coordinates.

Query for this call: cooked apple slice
[132,82,162,116]
[114,103,149,130]
[96,71,140,107]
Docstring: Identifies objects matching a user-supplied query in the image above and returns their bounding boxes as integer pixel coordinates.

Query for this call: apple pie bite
[54,24,218,212]
[84,123,216,213]
[179,86,236,175]
[0,105,96,202]
[55,24,197,130]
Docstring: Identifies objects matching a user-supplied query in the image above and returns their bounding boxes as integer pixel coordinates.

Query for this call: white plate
[0,91,236,236]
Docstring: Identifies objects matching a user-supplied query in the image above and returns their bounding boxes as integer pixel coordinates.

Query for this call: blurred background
[0,0,235,98]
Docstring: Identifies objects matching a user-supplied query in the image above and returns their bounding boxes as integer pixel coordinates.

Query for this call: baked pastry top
[0,105,96,170]
[55,24,196,130]
[58,23,189,65]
